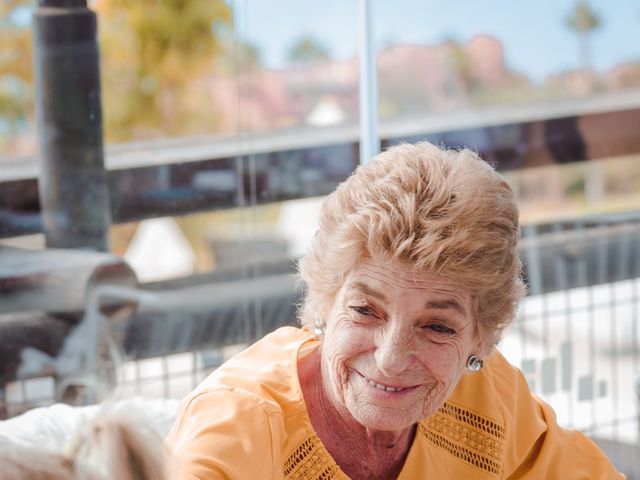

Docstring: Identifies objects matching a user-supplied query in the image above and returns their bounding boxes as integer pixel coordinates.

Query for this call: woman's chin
[346,401,419,433]
[340,375,435,433]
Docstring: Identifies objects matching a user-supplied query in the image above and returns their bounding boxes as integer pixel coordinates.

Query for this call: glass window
[0,3,639,476]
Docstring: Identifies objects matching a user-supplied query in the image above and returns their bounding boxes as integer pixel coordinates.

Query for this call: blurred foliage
[214,38,263,74]
[444,38,475,99]
[0,0,233,148]
[0,0,33,149]
[287,35,330,66]
[232,40,263,72]
[95,0,232,141]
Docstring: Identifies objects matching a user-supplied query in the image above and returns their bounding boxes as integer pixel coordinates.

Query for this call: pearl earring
[313,320,324,338]
[467,355,484,372]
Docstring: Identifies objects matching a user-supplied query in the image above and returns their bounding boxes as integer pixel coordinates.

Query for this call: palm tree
[565,0,601,71]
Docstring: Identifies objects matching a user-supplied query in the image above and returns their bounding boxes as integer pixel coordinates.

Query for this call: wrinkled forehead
[339,257,474,313]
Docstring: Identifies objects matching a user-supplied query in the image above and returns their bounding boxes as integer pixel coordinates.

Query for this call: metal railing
[1,217,639,478]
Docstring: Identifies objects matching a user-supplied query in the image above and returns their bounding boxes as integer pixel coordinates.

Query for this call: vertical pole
[357,0,379,165]
[523,224,543,296]
[32,0,111,252]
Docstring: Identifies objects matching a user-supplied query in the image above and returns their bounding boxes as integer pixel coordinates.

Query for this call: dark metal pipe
[32,0,111,251]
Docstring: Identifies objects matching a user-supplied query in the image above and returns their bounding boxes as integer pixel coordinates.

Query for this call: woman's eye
[350,306,374,316]
[424,323,456,335]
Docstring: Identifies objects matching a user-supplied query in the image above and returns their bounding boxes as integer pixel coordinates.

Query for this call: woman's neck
[298,349,416,480]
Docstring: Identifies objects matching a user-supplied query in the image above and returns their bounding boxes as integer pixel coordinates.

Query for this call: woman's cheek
[417,341,465,388]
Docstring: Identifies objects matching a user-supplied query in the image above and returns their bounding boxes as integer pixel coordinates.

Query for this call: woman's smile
[353,369,421,394]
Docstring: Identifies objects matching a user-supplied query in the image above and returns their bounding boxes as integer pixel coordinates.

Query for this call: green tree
[96,0,232,140]
[444,38,475,100]
[236,40,262,72]
[217,39,262,74]
[0,0,33,152]
[287,35,330,66]
[565,0,601,71]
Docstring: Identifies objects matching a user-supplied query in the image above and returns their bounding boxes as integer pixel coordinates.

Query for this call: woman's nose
[374,327,414,376]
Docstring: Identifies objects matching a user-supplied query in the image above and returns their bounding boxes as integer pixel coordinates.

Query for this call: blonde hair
[298,142,525,346]
[0,403,166,480]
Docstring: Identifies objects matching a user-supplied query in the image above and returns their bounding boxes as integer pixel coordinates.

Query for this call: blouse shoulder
[165,326,322,479]
[191,326,313,411]
[166,386,284,479]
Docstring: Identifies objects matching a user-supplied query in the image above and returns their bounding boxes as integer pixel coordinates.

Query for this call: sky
[233,0,640,83]
[11,1,640,83]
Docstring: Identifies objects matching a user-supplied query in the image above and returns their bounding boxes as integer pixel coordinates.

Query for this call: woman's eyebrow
[425,299,465,314]
[350,281,388,301]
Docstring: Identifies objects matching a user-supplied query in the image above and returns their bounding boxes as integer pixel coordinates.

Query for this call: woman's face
[319,257,482,434]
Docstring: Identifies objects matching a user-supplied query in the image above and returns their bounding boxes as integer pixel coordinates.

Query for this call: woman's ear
[472,317,502,360]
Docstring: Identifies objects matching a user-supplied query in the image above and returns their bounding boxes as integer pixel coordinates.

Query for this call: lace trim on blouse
[283,401,505,478]
[283,434,340,479]
[420,401,505,476]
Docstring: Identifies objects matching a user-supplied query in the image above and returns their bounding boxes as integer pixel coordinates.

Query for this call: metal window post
[32,0,111,251]
[358,0,379,165]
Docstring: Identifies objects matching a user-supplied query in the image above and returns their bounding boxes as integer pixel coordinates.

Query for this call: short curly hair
[297,142,525,347]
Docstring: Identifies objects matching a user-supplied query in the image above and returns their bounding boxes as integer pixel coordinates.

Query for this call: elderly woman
[166,142,621,479]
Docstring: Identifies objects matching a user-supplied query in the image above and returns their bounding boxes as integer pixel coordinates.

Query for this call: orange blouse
[166,326,623,479]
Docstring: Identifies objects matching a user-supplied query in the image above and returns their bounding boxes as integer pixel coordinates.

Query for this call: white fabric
[0,397,179,450]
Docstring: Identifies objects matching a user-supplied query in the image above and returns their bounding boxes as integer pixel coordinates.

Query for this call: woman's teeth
[366,378,405,392]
